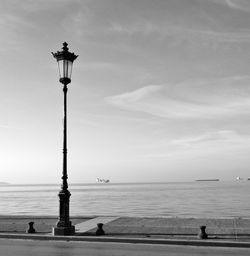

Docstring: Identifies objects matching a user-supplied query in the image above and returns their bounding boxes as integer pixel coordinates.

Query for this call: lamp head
[52,42,78,85]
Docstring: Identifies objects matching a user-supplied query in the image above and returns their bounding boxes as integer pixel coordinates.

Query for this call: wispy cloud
[79,61,116,71]
[107,85,162,102]
[110,21,159,36]
[5,0,74,12]
[106,76,250,119]
[0,124,22,131]
[141,130,250,159]
[171,130,250,147]
[109,22,250,44]
[0,125,11,129]
[224,0,250,12]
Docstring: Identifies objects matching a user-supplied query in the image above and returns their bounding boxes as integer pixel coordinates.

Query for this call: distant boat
[96,178,110,183]
[236,177,242,181]
[196,179,219,182]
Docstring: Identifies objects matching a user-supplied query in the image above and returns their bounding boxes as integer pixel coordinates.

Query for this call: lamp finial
[62,42,69,52]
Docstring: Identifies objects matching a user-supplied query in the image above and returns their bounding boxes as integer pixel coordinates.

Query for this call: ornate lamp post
[51,42,78,236]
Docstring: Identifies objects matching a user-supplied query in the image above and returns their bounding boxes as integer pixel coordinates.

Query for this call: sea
[0,181,250,218]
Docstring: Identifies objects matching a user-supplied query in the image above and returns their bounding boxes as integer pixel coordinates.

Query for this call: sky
[1,0,250,183]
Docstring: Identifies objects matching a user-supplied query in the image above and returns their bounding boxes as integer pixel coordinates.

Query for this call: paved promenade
[1,216,250,247]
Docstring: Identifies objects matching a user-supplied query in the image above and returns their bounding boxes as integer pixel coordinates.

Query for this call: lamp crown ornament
[52,42,78,63]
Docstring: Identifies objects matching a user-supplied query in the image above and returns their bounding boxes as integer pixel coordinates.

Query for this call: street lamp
[51,42,78,236]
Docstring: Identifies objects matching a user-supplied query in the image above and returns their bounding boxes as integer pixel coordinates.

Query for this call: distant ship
[96,178,110,183]
[196,179,219,182]
[236,177,243,181]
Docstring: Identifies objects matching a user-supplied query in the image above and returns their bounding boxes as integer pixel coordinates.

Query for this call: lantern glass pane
[57,59,73,79]
[65,60,73,79]
[63,60,67,78]
[57,60,64,79]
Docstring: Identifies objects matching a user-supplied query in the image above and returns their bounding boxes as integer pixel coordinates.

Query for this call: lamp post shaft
[53,83,75,235]
[62,84,68,190]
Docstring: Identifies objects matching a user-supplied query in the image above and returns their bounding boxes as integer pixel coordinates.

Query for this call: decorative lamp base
[52,225,75,236]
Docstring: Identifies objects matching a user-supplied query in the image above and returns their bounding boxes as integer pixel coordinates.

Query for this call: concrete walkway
[75,216,119,233]
[93,217,250,236]
[1,216,250,236]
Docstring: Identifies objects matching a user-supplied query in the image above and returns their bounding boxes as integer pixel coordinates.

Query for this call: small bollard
[26,221,36,233]
[198,225,208,239]
[96,223,105,236]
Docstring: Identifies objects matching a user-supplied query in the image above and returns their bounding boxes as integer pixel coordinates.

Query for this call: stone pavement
[1,216,250,246]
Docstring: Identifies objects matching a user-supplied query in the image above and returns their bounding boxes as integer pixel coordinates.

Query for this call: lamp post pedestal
[52,189,75,236]
[52,226,75,236]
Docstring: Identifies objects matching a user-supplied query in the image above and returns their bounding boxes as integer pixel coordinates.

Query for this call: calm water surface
[0,182,249,218]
